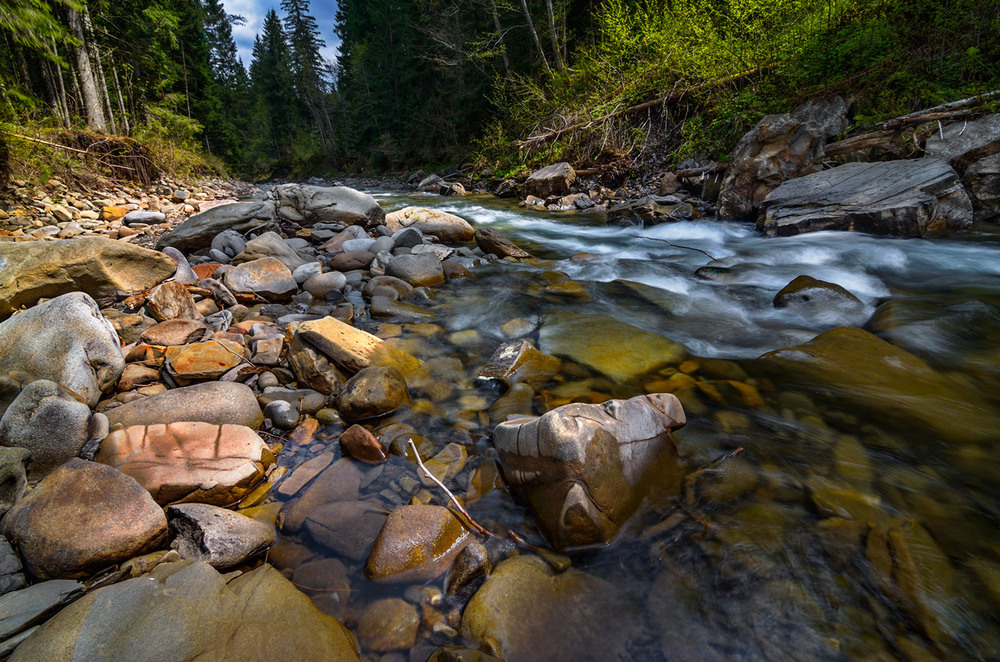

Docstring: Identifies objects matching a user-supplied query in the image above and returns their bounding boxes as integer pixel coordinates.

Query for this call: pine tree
[247,9,302,174]
[280,0,334,152]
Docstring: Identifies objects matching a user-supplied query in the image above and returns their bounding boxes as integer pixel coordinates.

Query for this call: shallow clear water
[277,191,1000,661]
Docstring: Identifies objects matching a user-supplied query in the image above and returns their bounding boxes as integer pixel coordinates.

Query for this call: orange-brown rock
[365,505,472,583]
[0,459,167,580]
[139,319,209,346]
[101,206,129,221]
[118,363,161,390]
[96,422,274,505]
[165,339,246,383]
[146,282,200,322]
[222,257,297,300]
[296,316,424,379]
[339,424,388,464]
[191,264,222,280]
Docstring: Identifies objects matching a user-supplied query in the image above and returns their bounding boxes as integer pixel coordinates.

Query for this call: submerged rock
[0,238,175,319]
[758,159,973,236]
[0,292,124,407]
[474,228,531,259]
[461,554,641,662]
[8,561,360,661]
[493,393,685,550]
[365,505,472,583]
[773,275,867,327]
[296,316,424,379]
[538,311,685,383]
[758,327,998,443]
[336,366,410,420]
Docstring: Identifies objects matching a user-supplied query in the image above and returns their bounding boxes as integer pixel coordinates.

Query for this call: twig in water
[645,236,718,261]
[408,440,495,539]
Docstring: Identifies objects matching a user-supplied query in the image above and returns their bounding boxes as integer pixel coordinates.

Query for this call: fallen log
[517,69,764,150]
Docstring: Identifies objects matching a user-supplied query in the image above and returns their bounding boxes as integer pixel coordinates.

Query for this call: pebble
[264,400,299,429]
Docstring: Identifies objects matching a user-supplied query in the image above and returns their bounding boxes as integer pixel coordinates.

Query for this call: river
[284,189,1000,660]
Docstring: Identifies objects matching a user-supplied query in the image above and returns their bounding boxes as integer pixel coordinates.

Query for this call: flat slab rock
[96,422,274,505]
[758,158,973,237]
[8,561,359,662]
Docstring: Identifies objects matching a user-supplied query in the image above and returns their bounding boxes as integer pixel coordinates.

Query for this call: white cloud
[221,0,340,68]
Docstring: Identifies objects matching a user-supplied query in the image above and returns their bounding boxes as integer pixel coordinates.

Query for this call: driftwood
[824,92,999,158]
[11,131,159,185]
[517,69,764,150]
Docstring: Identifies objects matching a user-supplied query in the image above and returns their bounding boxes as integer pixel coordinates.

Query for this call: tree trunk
[490,0,511,76]
[51,38,72,127]
[519,0,552,75]
[544,0,564,71]
[66,4,107,131]
[111,62,130,135]
[84,5,117,134]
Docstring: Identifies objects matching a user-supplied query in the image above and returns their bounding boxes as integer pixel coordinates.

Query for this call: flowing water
[279,191,1000,661]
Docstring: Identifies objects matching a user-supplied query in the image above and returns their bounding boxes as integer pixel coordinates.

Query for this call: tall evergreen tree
[247,9,302,174]
[281,0,334,152]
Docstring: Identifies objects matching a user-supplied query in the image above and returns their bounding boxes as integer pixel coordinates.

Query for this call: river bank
[1,105,1000,660]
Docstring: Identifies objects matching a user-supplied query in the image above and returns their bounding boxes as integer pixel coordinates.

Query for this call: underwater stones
[336,366,410,420]
[493,393,685,551]
[477,339,561,390]
[339,425,389,464]
[1,459,167,580]
[0,292,124,407]
[759,327,998,444]
[96,422,273,506]
[365,505,472,583]
[356,598,420,652]
[304,500,387,561]
[461,554,640,662]
[539,312,686,383]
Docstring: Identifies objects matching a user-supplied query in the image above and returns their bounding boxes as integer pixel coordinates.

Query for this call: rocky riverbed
[1,107,1000,661]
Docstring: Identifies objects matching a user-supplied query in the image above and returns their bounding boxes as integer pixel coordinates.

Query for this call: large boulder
[493,393,685,550]
[384,207,475,243]
[8,560,360,662]
[461,555,641,662]
[964,153,1000,222]
[0,459,167,580]
[270,184,385,228]
[0,380,92,477]
[538,312,685,383]
[156,201,277,253]
[758,159,973,237]
[0,293,124,407]
[96,422,274,506]
[758,327,999,444]
[924,113,1000,173]
[718,97,850,220]
[524,162,576,199]
[385,253,445,287]
[0,579,84,642]
[103,382,263,430]
[0,238,176,319]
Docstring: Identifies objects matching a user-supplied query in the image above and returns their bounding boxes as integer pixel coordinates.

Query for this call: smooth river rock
[0,380,92,477]
[0,459,167,580]
[222,257,298,300]
[0,238,175,319]
[758,159,973,237]
[103,381,263,430]
[538,311,686,383]
[365,505,472,584]
[0,292,124,407]
[156,201,277,253]
[384,207,475,243]
[8,560,360,662]
[233,231,308,271]
[461,554,641,662]
[296,316,425,379]
[97,422,274,506]
[336,366,411,420]
[493,393,686,550]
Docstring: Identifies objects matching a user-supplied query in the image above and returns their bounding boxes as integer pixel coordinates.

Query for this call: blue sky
[221,0,341,67]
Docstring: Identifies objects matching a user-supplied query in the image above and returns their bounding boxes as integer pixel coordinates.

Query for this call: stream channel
[279,189,1000,661]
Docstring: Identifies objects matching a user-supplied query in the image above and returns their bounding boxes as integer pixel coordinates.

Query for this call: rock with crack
[492,393,686,551]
